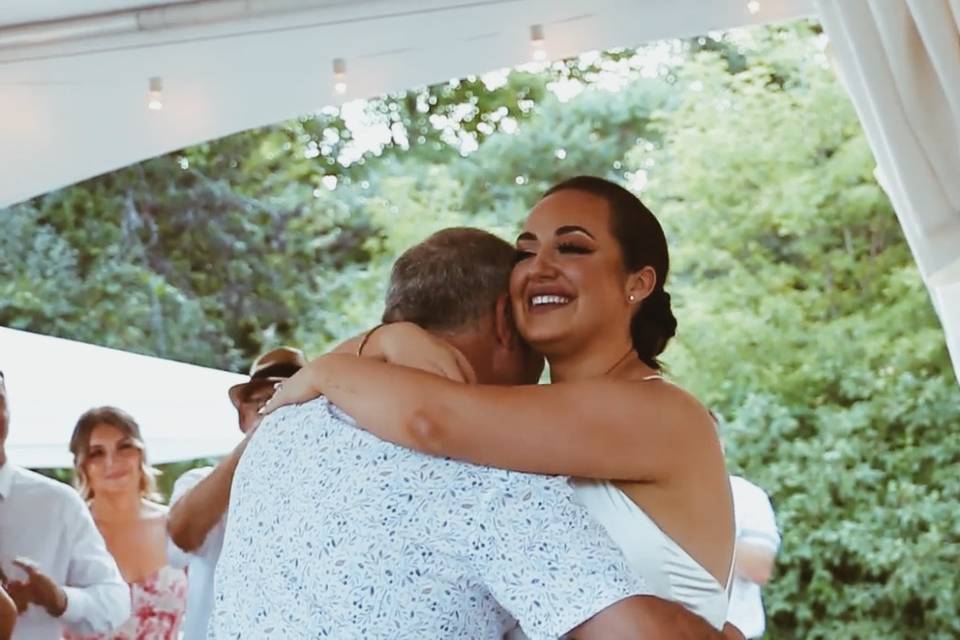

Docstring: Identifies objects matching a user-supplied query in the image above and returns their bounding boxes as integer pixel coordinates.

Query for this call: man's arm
[166,435,252,554]
[733,540,776,585]
[721,622,747,640]
[60,494,130,634]
[731,479,780,586]
[571,596,726,640]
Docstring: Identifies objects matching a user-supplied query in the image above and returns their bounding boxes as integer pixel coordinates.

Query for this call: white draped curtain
[815,0,960,381]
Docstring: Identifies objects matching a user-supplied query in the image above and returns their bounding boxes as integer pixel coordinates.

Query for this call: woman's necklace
[603,347,637,376]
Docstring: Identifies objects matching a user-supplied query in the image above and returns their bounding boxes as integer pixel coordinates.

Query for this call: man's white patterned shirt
[210,398,647,639]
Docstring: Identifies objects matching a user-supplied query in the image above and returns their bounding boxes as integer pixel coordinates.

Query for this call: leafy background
[2,20,958,639]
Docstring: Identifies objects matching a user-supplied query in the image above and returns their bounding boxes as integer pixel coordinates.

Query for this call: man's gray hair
[383,227,516,332]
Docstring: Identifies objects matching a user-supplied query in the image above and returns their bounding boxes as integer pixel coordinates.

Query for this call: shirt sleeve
[733,479,780,552]
[467,472,648,640]
[165,467,218,568]
[59,491,131,634]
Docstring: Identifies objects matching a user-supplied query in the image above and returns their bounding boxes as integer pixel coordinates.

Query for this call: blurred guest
[166,347,306,640]
[723,475,781,640]
[0,372,129,640]
[64,407,187,640]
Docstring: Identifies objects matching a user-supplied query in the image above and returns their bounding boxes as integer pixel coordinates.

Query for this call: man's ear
[493,294,518,349]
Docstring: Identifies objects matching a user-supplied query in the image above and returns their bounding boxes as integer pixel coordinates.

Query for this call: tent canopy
[1,0,956,470]
[0,0,814,207]
[1,326,246,468]
[0,0,818,468]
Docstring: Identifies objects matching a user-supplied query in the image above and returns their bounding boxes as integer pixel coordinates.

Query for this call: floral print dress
[64,565,187,640]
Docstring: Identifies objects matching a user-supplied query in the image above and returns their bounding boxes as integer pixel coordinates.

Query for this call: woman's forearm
[312,354,710,482]
[313,354,448,452]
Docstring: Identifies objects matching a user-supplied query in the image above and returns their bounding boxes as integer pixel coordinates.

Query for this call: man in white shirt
[0,370,130,640]
[166,347,305,640]
[723,475,781,640]
[211,228,724,639]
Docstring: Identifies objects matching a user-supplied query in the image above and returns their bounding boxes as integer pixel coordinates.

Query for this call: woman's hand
[260,324,476,416]
[369,323,476,384]
[259,358,327,415]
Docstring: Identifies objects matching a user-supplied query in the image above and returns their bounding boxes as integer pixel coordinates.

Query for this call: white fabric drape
[816,0,960,381]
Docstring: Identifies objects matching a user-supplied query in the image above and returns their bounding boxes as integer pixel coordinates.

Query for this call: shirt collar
[0,461,15,500]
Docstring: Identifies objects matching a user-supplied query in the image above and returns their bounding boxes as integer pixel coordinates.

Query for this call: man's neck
[436,328,496,386]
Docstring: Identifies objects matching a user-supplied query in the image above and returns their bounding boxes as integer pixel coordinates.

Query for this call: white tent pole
[0,0,341,50]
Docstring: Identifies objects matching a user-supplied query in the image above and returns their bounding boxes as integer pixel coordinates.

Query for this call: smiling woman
[66,407,187,640]
[70,408,159,503]
[512,176,676,377]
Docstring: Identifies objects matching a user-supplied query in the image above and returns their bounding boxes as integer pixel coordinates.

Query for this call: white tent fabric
[0,0,815,208]
[2,1,826,467]
[815,0,960,380]
[1,326,246,468]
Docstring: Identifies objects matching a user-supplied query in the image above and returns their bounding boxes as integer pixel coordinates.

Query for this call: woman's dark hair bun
[629,288,677,369]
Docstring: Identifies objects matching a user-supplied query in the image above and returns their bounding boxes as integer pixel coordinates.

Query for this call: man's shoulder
[169,465,215,496]
[232,398,358,490]
[246,398,570,506]
[260,397,345,432]
[249,398,570,504]
[12,466,78,497]
[10,466,85,513]
[730,475,771,502]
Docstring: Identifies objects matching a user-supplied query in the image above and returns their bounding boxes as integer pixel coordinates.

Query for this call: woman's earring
[628,294,636,303]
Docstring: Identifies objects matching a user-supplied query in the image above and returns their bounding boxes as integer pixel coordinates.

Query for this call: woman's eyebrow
[555,225,595,239]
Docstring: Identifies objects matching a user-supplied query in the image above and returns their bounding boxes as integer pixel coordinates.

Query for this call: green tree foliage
[639,26,960,640]
[3,21,957,638]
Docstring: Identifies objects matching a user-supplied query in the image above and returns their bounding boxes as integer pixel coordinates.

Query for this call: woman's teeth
[531,295,571,306]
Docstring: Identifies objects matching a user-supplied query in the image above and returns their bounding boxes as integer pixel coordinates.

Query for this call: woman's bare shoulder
[618,374,711,415]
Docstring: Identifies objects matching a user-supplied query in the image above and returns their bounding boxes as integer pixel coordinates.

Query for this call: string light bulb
[333,58,347,95]
[147,76,163,111]
[747,1,761,14]
[530,24,546,62]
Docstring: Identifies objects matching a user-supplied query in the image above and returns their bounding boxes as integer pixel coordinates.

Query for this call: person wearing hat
[165,348,306,640]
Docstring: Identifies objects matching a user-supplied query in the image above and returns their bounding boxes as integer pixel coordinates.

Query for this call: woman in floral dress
[64,407,186,640]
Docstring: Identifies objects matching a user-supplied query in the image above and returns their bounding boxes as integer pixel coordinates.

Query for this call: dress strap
[724,544,737,597]
[640,374,664,381]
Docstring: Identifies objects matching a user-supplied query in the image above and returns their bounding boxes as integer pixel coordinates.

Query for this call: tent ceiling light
[333,57,347,95]
[147,76,163,111]
[530,24,546,62]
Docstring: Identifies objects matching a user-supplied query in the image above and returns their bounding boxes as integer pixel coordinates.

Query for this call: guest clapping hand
[3,559,68,619]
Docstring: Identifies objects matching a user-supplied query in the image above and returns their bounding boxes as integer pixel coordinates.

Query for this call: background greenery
[2,20,957,639]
